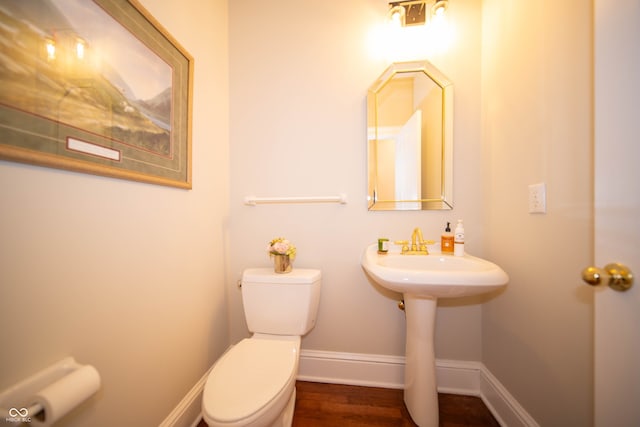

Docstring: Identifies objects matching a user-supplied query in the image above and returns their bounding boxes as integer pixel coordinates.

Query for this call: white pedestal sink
[361,243,508,427]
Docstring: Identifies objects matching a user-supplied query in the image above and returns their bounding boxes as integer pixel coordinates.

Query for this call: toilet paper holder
[0,357,101,426]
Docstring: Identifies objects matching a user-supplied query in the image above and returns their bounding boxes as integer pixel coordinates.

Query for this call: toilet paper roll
[30,365,101,425]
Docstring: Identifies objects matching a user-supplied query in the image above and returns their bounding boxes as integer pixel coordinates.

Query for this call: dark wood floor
[198,381,500,426]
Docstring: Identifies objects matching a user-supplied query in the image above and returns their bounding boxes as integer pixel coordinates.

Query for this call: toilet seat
[202,337,299,427]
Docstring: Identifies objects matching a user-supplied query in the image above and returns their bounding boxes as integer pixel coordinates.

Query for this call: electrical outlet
[528,183,546,213]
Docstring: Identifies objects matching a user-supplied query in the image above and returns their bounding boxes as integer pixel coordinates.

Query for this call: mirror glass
[367,60,453,210]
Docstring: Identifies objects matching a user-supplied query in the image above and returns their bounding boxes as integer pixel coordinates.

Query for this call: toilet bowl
[202,268,321,427]
[202,336,300,427]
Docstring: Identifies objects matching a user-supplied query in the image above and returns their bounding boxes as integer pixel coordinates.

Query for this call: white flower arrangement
[267,237,296,259]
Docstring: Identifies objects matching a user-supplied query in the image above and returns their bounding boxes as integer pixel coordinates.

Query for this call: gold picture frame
[0,0,193,189]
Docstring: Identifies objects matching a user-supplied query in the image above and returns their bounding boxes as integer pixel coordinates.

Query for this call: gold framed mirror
[367,60,453,210]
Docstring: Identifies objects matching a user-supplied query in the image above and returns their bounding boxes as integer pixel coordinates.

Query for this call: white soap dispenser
[454,219,465,256]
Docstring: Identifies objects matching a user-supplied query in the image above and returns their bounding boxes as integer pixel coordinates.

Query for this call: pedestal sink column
[403,294,438,427]
[361,243,509,426]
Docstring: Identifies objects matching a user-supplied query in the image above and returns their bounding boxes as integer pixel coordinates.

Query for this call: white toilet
[202,268,322,427]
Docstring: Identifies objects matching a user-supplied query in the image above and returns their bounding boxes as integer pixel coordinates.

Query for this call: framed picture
[0,0,193,189]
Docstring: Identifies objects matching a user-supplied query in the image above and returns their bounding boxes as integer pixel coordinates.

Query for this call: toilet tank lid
[243,268,321,284]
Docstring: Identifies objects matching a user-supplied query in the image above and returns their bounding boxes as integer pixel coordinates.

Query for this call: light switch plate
[528,183,546,213]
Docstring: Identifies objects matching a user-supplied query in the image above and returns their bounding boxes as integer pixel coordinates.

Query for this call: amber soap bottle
[441,222,454,254]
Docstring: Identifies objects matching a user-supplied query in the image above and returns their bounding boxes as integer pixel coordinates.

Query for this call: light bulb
[76,39,85,59]
[388,5,406,28]
[45,39,56,61]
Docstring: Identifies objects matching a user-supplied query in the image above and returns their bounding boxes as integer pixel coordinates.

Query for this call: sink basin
[361,243,508,298]
[361,242,508,427]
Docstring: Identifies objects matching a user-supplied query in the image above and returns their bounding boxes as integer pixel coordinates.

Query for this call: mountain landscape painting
[0,0,192,187]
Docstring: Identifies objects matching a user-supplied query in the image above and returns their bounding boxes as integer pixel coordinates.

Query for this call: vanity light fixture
[387,0,448,27]
[371,0,453,60]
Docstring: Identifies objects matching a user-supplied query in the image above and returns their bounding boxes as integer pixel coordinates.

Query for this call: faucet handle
[394,240,410,254]
[420,239,435,249]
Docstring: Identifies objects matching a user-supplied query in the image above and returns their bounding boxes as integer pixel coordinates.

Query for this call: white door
[593,0,640,425]
[395,109,422,210]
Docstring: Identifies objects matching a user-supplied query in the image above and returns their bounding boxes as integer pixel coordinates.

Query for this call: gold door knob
[582,263,634,292]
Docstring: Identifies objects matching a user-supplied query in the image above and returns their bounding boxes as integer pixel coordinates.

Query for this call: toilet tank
[241,268,321,336]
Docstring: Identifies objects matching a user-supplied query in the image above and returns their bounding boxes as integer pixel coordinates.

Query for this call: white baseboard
[298,349,539,427]
[479,365,540,427]
[164,349,539,427]
[297,349,405,389]
[159,366,212,427]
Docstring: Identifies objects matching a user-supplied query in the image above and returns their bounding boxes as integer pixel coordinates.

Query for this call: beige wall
[228,0,593,424]
[227,0,485,359]
[0,0,230,426]
[481,0,593,425]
